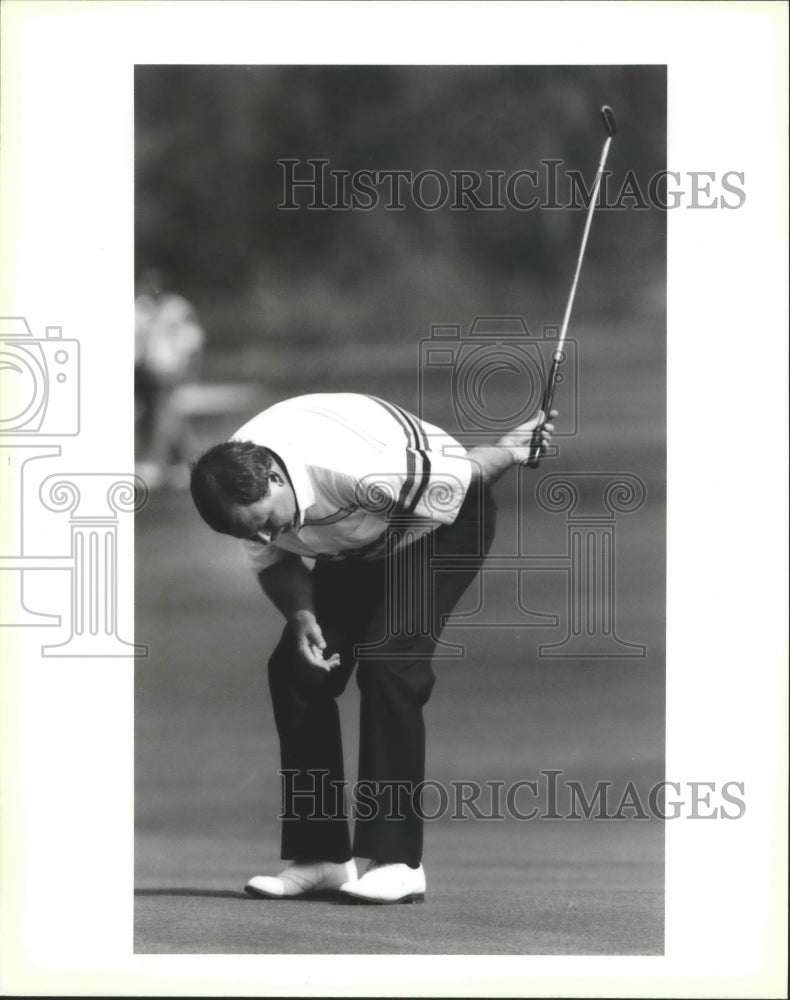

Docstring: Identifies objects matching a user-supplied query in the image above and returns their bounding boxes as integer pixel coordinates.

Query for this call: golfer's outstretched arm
[258,553,340,670]
[466,409,557,486]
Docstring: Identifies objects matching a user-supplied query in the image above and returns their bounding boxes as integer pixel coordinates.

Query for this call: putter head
[600,105,617,136]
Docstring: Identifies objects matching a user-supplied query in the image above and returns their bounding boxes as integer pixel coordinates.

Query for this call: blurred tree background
[135,65,665,390]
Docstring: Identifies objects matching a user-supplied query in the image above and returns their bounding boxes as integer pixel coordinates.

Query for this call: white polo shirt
[231,393,473,573]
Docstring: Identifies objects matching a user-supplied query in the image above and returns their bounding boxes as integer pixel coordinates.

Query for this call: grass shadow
[135,888,248,900]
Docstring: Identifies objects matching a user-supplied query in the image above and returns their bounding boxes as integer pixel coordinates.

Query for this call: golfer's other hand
[497,409,558,463]
[291,611,341,671]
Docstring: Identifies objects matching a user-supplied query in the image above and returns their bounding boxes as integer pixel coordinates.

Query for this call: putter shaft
[527,106,616,467]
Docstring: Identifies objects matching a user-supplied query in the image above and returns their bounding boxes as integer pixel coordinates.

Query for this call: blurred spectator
[135,268,205,489]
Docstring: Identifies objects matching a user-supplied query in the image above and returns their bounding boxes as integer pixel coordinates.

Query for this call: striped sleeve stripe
[390,403,433,514]
[365,396,415,510]
[393,403,432,514]
[366,396,432,515]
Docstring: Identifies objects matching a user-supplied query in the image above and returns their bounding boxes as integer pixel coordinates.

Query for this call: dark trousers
[267,482,497,867]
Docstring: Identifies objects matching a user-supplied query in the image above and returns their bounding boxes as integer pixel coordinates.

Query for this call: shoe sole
[244,885,344,901]
[339,892,426,905]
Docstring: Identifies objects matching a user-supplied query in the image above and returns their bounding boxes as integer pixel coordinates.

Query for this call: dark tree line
[135,66,665,353]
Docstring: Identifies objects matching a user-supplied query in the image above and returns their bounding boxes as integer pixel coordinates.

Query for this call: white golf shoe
[244,859,357,899]
[339,860,426,904]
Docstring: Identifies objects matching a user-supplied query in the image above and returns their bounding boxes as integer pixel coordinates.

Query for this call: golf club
[527,104,617,467]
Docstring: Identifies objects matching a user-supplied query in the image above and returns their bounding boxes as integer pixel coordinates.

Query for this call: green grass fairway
[135,317,665,954]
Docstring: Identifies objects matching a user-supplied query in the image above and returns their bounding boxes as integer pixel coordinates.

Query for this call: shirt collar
[265,444,315,529]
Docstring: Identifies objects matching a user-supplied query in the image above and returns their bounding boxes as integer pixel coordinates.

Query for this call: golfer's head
[190,441,296,543]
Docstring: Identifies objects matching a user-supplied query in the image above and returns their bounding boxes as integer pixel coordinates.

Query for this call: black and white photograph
[0,1,787,996]
[134,64,667,954]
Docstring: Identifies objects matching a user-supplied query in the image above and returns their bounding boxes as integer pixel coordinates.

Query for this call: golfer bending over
[190,392,555,904]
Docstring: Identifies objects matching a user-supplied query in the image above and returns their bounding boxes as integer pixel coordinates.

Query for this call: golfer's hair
[190,441,274,533]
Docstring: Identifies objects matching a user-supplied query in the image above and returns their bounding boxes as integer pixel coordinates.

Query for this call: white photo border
[0,1,787,996]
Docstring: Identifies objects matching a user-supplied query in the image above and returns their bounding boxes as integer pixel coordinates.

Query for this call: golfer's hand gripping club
[498,409,557,464]
[526,358,562,467]
[526,104,616,470]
